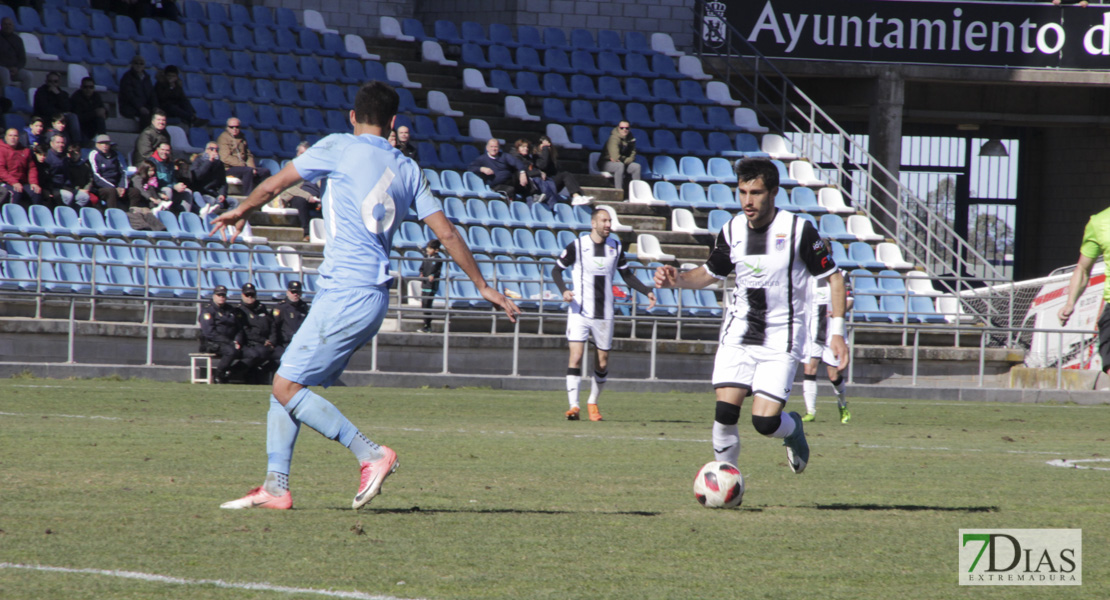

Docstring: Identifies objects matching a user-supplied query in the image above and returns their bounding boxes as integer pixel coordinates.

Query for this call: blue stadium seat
[463,171,501,199]
[542,98,570,123]
[513,229,541,256]
[491,226,522,255]
[706,157,738,184]
[530,203,559,230]
[490,23,519,48]
[461,43,494,69]
[443,196,468,224]
[707,209,731,235]
[910,296,946,324]
[209,23,244,51]
[203,75,230,100]
[707,184,736,209]
[680,131,715,157]
[458,198,489,226]
[534,229,561,258]
[571,126,602,151]
[652,130,680,155]
[516,25,547,50]
[323,84,348,110]
[90,10,115,37]
[772,159,799,186]
[181,0,207,23]
[3,204,46,235]
[437,143,466,169]
[515,46,548,72]
[735,133,770,157]
[28,204,66,235]
[570,74,604,100]
[680,105,713,131]
[486,200,514,227]
[622,103,656,128]
[623,53,656,78]
[570,28,599,52]
[510,202,540,228]
[598,30,625,54]
[299,29,328,56]
[543,27,572,50]
[878,269,907,294]
[18,6,51,34]
[543,49,575,74]
[460,21,488,45]
[596,51,627,77]
[595,76,630,102]
[570,50,603,76]
[625,77,659,103]
[651,53,682,79]
[651,181,689,208]
[434,20,465,45]
[251,5,276,29]
[489,70,520,95]
[791,187,827,214]
[402,18,431,42]
[467,226,496,254]
[679,80,713,105]
[435,116,470,144]
[707,106,745,133]
[819,215,857,243]
[273,28,301,54]
[596,101,624,126]
[679,157,717,184]
[540,73,572,99]
[680,182,718,210]
[569,100,604,125]
[652,155,682,182]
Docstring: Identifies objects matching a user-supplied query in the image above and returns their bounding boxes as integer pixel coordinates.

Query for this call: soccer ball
[693,461,744,508]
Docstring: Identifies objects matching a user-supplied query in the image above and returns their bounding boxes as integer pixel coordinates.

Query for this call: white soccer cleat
[353,445,399,510]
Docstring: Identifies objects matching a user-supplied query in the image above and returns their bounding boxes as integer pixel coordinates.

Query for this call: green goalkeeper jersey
[1079,206,1110,301]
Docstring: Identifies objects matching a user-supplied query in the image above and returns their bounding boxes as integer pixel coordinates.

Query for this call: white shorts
[711,344,798,403]
[566,312,614,351]
[805,339,842,369]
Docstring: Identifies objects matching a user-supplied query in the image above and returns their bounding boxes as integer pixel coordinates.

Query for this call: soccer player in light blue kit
[212,82,521,510]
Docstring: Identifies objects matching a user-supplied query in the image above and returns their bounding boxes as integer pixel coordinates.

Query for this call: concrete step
[250,224,305,244]
[581,186,623,202]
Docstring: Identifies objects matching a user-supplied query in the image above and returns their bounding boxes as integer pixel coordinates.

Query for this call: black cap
[241,283,256,294]
[213,285,228,295]
[287,280,303,293]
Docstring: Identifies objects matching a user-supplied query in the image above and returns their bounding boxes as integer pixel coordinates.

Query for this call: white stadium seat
[635,233,676,262]
[379,16,414,42]
[706,81,741,107]
[628,180,665,206]
[467,118,502,144]
[847,215,884,242]
[426,90,462,117]
[303,9,338,35]
[309,218,326,245]
[20,32,56,60]
[462,68,498,94]
[543,123,580,147]
[818,188,854,214]
[678,55,711,80]
[936,294,975,323]
[345,34,380,60]
[788,160,826,187]
[651,32,684,57]
[876,242,915,270]
[276,245,302,272]
[386,62,421,89]
[422,40,458,67]
[597,205,633,232]
[906,271,941,296]
[671,208,709,235]
[761,134,798,160]
[167,125,202,153]
[734,108,769,133]
[507,96,541,122]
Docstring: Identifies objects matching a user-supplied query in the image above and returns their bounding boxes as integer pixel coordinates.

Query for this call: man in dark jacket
[467,138,528,198]
[69,77,107,145]
[395,125,418,161]
[133,110,170,164]
[0,17,32,90]
[154,65,202,127]
[417,240,442,333]
[599,120,641,191]
[32,72,70,127]
[199,284,245,384]
[190,140,229,216]
[41,133,89,208]
[88,134,127,209]
[268,280,309,362]
[118,55,155,123]
[238,282,276,383]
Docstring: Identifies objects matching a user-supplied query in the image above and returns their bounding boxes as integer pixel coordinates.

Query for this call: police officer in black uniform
[238,282,276,383]
[269,280,309,363]
[199,284,245,383]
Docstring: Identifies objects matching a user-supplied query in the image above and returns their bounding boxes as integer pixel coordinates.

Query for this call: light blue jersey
[293,132,441,289]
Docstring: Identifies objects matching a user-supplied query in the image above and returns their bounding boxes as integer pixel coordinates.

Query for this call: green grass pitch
[0,377,1106,599]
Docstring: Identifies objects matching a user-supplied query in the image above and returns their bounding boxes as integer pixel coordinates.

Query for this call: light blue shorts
[276,286,388,388]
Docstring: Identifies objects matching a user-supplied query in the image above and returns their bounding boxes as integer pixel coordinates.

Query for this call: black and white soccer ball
[693,461,744,508]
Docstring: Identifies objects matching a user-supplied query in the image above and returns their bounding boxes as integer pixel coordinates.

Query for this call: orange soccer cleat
[587,404,603,421]
[565,406,580,420]
[219,486,293,510]
[353,445,398,510]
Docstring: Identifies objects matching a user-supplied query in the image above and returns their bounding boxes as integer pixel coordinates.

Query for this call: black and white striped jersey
[704,209,836,357]
[557,234,629,320]
[807,269,851,347]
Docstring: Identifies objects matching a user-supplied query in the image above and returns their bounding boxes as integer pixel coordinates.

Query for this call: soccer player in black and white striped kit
[654,158,849,474]
[552,208,656,421]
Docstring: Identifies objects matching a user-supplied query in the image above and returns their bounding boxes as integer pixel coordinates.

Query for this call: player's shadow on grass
[814,503,998,513]
[341,507,661,516]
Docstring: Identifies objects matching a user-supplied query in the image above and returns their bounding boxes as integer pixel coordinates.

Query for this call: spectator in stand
[151,141,195,214]
[133,109,170,164]
[0,17,32,91]
[512,138,555,208]
[66,143,93,203]
[468,138,529,199]
[599,120,641,192]
[0,127,41,207]
[277,140,322,242]
[69,77,108,145]
[44,113,73,149]
[535,134,593,206]
[21,116,44,148]
[395,125,418,161]
[217,117,270,194]
[154,65,203,127]
[41,133,90,208]
[190,140,230,217]
[417,239,442,333]
[33,73,81,144]
[119,55,156,125]
[88,134,127,209]
[126,158,164,220]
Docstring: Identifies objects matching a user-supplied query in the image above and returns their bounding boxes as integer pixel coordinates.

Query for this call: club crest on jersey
[775,233,787,251]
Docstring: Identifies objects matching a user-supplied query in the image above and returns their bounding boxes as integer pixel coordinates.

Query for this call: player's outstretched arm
[209,163,303,243]
[653,264,716,290]
[423,211,521,322]
[1058,254,1095,326]
[828,270,851,371]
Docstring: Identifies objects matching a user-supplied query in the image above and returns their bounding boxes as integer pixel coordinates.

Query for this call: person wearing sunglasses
[217,117,270,195]
[598,120,641,192]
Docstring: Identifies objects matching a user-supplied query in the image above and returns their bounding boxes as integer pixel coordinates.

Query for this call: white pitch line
[1046,458,1110,471]
[0,563,423,600]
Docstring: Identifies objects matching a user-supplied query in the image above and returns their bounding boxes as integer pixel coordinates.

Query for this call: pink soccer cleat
[220,487,292,510]
[352,445,399,510]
